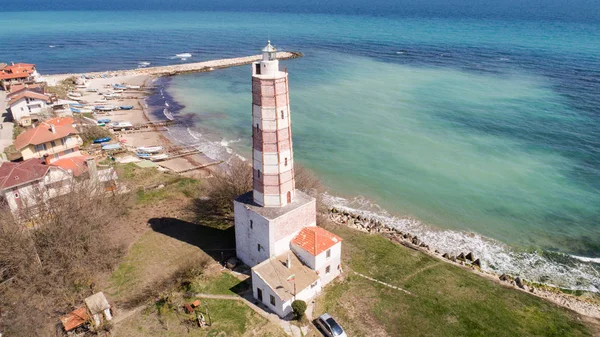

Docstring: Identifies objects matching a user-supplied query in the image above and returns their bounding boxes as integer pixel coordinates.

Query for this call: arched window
[281,110,284,119]
[257,170,261,178]
[285,158,288,166]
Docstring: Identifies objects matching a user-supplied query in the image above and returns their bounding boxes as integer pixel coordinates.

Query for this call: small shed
[84,292,112,327]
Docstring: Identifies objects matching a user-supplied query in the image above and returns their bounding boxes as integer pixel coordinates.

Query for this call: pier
[45,52,303,82]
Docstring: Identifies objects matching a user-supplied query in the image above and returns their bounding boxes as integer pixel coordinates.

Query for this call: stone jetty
[45,51,303,82]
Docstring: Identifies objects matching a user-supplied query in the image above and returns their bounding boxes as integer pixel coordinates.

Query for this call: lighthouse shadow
[147,216,236,261]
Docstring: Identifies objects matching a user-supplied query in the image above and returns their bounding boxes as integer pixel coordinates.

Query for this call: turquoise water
[1,10,599,289]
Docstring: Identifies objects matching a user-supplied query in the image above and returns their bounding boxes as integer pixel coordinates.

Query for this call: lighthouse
[251,41,295,207]
[233,42,343,318]
[234,41,316,267]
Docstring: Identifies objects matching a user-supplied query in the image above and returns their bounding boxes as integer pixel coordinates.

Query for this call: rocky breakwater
[327,207,600,319]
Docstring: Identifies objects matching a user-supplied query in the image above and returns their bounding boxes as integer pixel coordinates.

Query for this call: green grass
[317,225,594,337]
[189,273,248,295]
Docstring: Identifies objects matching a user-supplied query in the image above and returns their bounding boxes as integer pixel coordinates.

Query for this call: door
[287,191,291,204]
[257,288,263,302]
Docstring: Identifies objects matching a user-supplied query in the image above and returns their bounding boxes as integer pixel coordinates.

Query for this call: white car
[315,313,347,337]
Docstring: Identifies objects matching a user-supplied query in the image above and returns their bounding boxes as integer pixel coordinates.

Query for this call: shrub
[291,299,307,319]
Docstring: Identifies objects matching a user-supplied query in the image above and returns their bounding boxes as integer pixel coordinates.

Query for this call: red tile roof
[14,118,79,151]
[292,227,343,256]
[60,307,89,332]
[0,158,50,190]
[0,63,36,80]
[7,91,50,107]
[51,156,89,177]
[7,83,43,96]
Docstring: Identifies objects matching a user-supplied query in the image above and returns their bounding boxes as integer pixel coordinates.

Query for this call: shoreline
[51,53,599,319]
[326,207,600,319]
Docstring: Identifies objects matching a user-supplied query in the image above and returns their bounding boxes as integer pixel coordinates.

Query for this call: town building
[234,42,342,318]
[0,158,72,216]
[0,156,119,218]
[7,90,51,126]
[0,63,40,91]
[13,117,83,163]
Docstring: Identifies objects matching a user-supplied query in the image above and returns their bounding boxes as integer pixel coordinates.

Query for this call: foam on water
[323,193,600,292]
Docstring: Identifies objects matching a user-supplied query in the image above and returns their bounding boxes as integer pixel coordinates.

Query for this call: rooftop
[51,155,89,177]
[234,189,315,220]
[14,117,79,150]
[292,226,343,257]
[252,251,319,302]
[7,90,50,107]
[0,158,51,190]
[85,292,110,315]
[0,63,36,80]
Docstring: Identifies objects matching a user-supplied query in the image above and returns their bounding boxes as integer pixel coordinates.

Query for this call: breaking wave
[322,193,600,292]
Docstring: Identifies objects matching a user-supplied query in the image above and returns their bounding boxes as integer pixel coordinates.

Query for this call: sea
[1,3,599,291]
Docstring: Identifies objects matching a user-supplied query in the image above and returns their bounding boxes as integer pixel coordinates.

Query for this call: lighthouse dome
[262,40,277,53]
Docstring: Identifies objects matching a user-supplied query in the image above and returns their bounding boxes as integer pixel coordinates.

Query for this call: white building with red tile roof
[14,117,83,163]
[0,158,72,216]
[7,90,51,126]
[0,63,39,91]
[234,43,342,318]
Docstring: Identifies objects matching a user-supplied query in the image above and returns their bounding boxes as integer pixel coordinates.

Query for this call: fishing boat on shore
[127,85,141,89]
[111,121,133,130]
[97,118,111,124]
[95,105,118,111]
[101,143,121,151]
[120,105,134,110]
[93,137,111,144]
[149,154,169,161]
[136,152,151,158]
[137,146,163,153]
[112,84,127,90]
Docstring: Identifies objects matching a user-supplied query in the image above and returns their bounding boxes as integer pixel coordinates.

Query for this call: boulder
[499,274,509,281]
[515,277,524,289]
[442,253,449,259]
[412,236,420,245]
[465,252,474,261]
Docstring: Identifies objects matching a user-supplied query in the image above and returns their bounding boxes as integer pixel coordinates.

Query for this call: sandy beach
[69,73,220,177]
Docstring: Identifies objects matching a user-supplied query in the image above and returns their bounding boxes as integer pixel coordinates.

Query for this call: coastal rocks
[411,236,420,245]
[465,252,473,261]
[515,277,525,289]
[457,253,465,261]
[473,259,481,267]
[499,274,509,281]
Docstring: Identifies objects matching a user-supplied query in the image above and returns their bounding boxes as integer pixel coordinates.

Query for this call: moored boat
[136,146,163,153]
[93,137,111,144]
[120,105,134,110]
[101,143,121,150]
[149,154,169,161]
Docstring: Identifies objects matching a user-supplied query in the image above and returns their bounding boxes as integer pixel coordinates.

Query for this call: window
[270,295,275,306]
[257,170,261,178]
[257,244,261,252]
[326,249,331,259]
[50,141,56,147]
[34,143,47,152]
[14,192,19,199]
[60,138,65,146]
[255,63,261,75]
[281,110,284,119]
[54,153,59,160]
[326,265,331,274]
[257,288,263,301]
[284,158,288,166]
[250,220,253,229]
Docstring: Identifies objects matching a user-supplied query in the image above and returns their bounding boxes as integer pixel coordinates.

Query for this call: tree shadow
[148,217,236,261]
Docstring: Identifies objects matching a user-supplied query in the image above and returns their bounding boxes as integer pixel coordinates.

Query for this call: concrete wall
[234,200,272,267]
[315,242,343,286]
[252,269,286,317]
[252,268,322,318]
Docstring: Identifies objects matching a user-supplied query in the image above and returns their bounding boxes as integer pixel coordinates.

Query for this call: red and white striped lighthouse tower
[251,41,295,207]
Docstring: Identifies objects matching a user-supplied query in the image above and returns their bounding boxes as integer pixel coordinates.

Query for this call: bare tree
[206,157,252,213]
[0,182,129,336]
